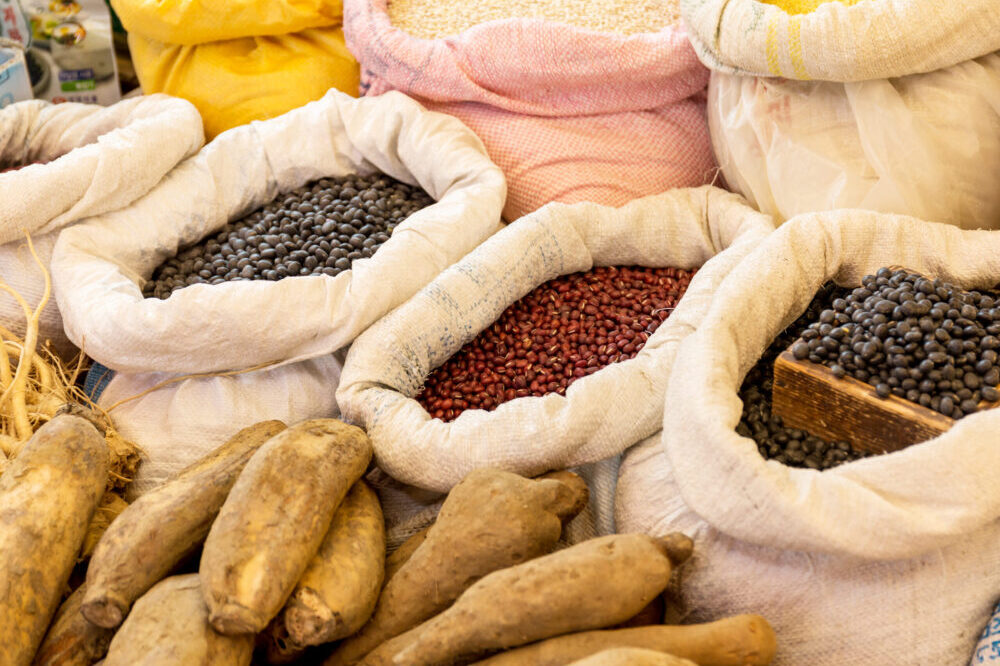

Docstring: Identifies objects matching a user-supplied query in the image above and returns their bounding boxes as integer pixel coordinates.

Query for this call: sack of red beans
[617,212,1000,665]
[336,186,773,503]
[343,0,716,222]
[0,95,203,359]
[51,88,505,375]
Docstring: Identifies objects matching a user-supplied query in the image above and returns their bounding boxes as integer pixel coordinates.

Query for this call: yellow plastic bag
[129,27,359,139]
[110,0,342,44]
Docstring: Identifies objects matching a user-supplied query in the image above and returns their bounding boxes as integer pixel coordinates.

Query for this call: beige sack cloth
[337,186,773,494]
[618,211,1000,665]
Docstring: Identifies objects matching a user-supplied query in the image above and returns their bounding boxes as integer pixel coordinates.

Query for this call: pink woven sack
[344,0,715,220]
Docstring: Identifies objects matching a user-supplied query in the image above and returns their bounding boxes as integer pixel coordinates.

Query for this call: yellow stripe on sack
[766,18,784,77]
[759,0,864,15]
[788,15,809,79]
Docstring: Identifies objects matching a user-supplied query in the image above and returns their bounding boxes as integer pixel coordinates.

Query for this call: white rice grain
[387,0,682,39]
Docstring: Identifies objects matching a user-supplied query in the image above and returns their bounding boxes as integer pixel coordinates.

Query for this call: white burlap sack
[0,94,203,358]
[52,88,506,374]
[681,0,1000,81]
[708,54,1000,230]
[337,186,773,494]
[617,212,1000,665]
[92,350,345,497]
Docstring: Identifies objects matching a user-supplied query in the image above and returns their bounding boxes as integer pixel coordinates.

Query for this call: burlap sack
[0,94,203,358]
[618,211,1000,665]
[52,89,505,374]
[681,0,1000,81]
[337,186,773,494]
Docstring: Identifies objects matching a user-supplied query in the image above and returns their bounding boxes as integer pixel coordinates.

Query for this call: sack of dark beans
[617,212,1000,665]
[51,88,504,496]
[335,186,772,544]
[0,95,203,359]
[52,88,505,375]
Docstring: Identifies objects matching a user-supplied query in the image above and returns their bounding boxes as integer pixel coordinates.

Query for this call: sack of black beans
[336,186,773,502]
[344,0,715,222]
[686,0,1000,230]
[0,94,203,358]
[51,88,506,374]
[617,213,1000,665]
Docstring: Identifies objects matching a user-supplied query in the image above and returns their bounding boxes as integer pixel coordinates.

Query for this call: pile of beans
[792,267,1000,418]
[417,265,694,421]
[144,173,434,299]
[738,283,870,470]
[388,0,681,38]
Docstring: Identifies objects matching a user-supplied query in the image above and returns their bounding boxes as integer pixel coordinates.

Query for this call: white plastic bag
[93,351,345,497]
[708,54,1000,229]
[617,211,1000,665]
[681,0,1000,81]
[0,94,203,358]
[52,88,506,374]
[337,186,773,493]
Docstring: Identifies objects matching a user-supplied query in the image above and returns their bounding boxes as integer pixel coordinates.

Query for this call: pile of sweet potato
[7,416,778,666]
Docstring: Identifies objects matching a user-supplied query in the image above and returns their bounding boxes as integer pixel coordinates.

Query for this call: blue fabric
[84,362,116,402]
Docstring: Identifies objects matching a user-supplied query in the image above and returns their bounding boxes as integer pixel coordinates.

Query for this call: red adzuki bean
[417,265,695,422]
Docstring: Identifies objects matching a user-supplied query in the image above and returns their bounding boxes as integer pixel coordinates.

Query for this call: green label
[61,79,95,91]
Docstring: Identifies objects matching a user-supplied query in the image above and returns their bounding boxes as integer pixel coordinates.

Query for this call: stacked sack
[344,0,716,221]
[617,211,1000,664]
[684,0,1000,228]
[336,186,773,547]
[114,0,360,138]
[0,95,203,359]
[52,89,506,496]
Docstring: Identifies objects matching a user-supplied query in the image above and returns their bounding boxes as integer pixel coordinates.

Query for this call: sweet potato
[33,584,114,666]
[280,480,385,646]
[0,416,108,666]
[103,575,253,666]
[615,595,666,630]
[325,468,586,666]
[366,533,692,666]
[82,421,286,628]
[201,419,372,635]
[567,648,697,666]
[471,615,778,666]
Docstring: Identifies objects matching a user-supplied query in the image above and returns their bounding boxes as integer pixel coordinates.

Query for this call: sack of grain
[686,1,1000,229]
[0,95,203,359]
[113,0,358,138]
[344,0,715,221]
[52,88,505,375]
[336,186,773,497]
[708,54,1000,229]
[617,212,1000,665]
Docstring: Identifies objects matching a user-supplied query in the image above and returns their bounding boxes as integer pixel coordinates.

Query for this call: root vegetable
[82,420,286,629]
[471,615,778,666]
[326,468,586,666]
[616,595,666,629]
[33,584,114,666]
[537,470,589,523]
[103,574,253,666]
[568,648,697,666]
[384,527,429,582]
[201,419,372,635]
[258,619,307,665]
[280,480,385,646]
[367,533,692,666]
[0,415,108,666]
